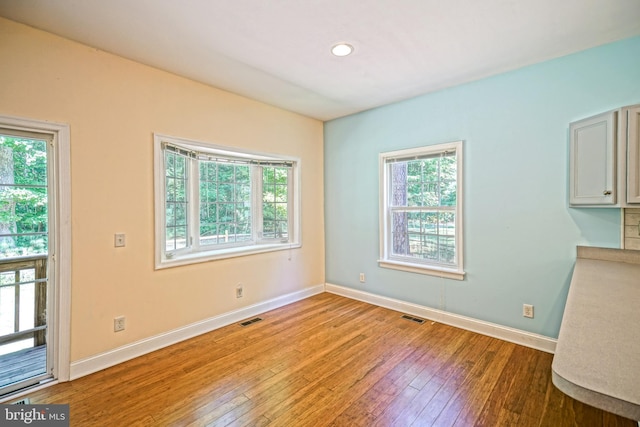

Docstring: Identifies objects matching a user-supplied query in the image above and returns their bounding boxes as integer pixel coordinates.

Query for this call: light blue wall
[324,36,640,338]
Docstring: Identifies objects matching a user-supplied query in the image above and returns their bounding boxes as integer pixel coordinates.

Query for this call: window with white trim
[154,134,300,268]
[379,141,464,280]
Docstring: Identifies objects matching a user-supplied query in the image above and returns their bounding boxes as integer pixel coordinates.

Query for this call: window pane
[199,200,217,245]
[237,183,251,202]
[219,184,233,202]
[0,234,48,256]
[391,156,458,209]
[439,212,456,236]
[276,221,288,237]
[200,224,218,245]
[439,236,456,264]
[263,220,274,238]
[174,226,187,249]
[422,212,438,235]
[385,147,459,268]
[174,203,187,226]
[263,167,275,183]
[262,167,289,240]
[218,203,232,222]
[166,177,175,201]
[423,182,439,207]
[237,221,252,242]
[407,183,422,206]
[200,161,216,182]
[166,153,174,175]
[274,168,288,185]
[275,184,287,201]
[0,136,49,257]
[201,181,215,203]
[236,166,250,183]
[159,138,298,264]
[198,162,252,247]
[274,202,288,221]
[390,208,456,265]
[12,195,48,234]
[168,202,178,226]
[407,161,421,179]
[175,155,186,177]
[218,164,234,182]
[441,180,456,206]
[164,149,190,253]
[263,202,275,221]
[225,226,237,243]
[390,163,408,207]
[166,225,188,251]
[200,202,216,223]
[391,211,408,256]
[263,184,275,203]
[200,224,215,238]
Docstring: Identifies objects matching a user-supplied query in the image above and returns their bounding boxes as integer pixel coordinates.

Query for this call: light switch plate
[114,233,126,247]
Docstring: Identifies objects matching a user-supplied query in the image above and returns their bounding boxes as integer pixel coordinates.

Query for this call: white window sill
[378,259,466,281]
[156,242,301,270]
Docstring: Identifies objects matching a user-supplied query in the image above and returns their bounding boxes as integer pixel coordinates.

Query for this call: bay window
[154,134,300,268]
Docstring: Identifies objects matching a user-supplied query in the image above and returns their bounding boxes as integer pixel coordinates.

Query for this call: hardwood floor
[9,293,636,426]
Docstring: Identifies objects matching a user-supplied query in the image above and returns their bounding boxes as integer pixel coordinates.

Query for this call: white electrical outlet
[523,304,534,318]
[236,284,243,298]
[114,316,126,332]
[359,273,365,283]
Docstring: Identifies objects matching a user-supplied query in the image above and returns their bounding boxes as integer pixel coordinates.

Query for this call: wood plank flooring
[8,293,637,426]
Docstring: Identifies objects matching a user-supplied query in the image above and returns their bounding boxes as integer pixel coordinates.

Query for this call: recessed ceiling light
[331,43,354,57]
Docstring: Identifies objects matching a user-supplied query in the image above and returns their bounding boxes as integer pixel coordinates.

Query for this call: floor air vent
[240,317,263,327]
[13,398,30,404]
[401,314,426,324]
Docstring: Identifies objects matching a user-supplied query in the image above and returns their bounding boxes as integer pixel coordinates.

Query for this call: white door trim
[0,114,71,383]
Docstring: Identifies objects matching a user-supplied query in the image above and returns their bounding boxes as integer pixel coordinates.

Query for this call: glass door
[0,129,54,396]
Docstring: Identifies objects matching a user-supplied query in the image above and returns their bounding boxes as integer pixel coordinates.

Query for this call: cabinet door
[626,106,640,204]
[569,111,617,205]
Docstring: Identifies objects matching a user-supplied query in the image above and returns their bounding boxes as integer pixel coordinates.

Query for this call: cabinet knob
[603,190,612,195]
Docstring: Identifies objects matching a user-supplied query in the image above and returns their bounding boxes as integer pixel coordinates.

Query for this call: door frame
[0,114,71,392]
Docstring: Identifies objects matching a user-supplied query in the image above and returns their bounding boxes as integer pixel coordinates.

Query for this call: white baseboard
[70,282,555,381]
[69,284,325,380]
[325,283,557,354]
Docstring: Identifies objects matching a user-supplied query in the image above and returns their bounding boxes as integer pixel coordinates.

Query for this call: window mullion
[389,206,453,212]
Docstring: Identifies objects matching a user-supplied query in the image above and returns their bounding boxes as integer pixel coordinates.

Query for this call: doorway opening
[0,116,70,399]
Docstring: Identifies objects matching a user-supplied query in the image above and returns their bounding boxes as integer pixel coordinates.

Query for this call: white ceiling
[1,0,639,121]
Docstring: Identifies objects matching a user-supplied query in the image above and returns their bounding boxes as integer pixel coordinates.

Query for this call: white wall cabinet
[625,106,640,204]
[569,105,640,207]
[569,111,616,205]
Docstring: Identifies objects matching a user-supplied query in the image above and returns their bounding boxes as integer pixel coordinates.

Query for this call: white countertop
[552,246,640,421]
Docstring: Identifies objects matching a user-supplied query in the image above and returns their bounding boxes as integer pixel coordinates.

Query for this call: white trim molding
[0,114,72,383]
[325,283,557,354]
[66,281,557,382]
[70,284,324,380]
[378,140,465,279]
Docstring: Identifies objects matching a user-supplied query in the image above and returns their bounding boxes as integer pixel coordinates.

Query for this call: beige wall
[0,17,325,361]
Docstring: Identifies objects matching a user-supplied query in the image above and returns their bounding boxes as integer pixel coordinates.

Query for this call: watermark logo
[0,404,69,426]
